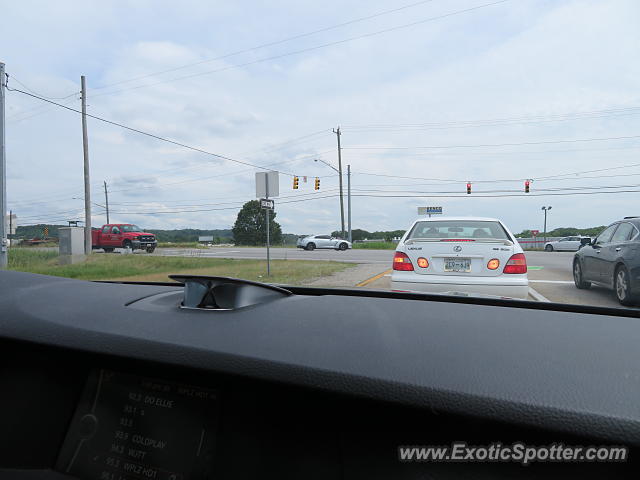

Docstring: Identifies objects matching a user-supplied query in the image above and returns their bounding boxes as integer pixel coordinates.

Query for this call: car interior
[1,270,638,479]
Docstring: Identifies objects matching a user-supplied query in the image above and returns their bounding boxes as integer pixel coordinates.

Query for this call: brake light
[393,251,414,271]
[487,258,500,270]
[417,257,429,268]
[503,253,527,274]
[439,239,475,242]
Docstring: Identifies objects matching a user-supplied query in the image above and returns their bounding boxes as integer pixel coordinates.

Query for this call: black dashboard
[1,270,639,479]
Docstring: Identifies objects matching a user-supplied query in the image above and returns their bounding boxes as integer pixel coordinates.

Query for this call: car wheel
[306,243,315,251]
[573,260,591,289]
[545,245,553,252]
[338,242,348,251]
[103,247,114,253]
[146,247,156,253]
[615,265,636,306]
[123,240,132,250]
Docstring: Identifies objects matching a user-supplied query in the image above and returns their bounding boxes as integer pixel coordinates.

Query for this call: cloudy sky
[3,0,640,235]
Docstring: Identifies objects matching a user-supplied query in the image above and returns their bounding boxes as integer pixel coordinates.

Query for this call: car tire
[614,265,636,306]
[123,240,132,250]
[545,245,553,252]
[103,247,114,253]
[338,242,348,251]
[146,247,156,253]
[573,260,591,289]
[306,243,315,251]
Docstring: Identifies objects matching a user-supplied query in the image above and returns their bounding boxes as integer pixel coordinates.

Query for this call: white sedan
[391,217,529,299]
[544,236,589,252]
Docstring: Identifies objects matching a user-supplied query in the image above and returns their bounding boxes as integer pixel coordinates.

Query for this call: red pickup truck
[92,224,157,253]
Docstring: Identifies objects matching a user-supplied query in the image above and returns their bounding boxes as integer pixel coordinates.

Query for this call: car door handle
[615,247,622,252]
[595,250,601,254]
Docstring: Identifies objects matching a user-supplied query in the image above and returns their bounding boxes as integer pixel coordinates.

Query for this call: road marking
[528,266,544,270]
[529,280,574,284]
[357,269,392,287]
[528,287,551,302]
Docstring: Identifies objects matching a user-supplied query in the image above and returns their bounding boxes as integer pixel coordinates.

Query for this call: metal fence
[516,237,562,250]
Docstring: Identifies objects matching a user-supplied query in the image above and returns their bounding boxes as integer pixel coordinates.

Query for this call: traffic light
[314,177,320,190]
[524,180,530,193]
[293,176,299,189]
[466,182,472,194]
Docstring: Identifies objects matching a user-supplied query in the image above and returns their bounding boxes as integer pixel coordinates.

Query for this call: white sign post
[255,171,279,276]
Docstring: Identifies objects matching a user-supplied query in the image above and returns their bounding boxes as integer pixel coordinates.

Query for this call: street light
[314,159,348,239]
[541,206,552,244]
[314,158,339,173]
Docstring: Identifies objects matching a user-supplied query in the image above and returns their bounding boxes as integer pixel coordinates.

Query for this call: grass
[7,249,353,284]
[353,241,397,250]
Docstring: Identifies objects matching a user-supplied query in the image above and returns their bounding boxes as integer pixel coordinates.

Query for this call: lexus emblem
[453,245,462,252]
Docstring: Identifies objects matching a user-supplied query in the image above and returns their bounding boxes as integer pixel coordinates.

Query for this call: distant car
[391,217,528,299]
[296,235,351,251]
[544,236,590,252]
[573,217,640,306]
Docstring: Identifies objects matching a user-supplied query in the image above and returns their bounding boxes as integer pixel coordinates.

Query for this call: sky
[3,0,640,236]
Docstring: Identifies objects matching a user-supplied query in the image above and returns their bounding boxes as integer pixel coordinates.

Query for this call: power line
[92,0,440,91]
[5,74,79,100]
[350,189,640,198]
[351,161,640,183]
[7,87,301,176]
[340,105,640,130]
[90,0,510,98]
[343,134,640,150]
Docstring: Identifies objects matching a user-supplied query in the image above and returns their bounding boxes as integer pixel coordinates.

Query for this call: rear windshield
[407,220,511,240]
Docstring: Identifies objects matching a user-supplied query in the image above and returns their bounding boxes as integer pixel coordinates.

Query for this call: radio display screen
[56,369,218,480]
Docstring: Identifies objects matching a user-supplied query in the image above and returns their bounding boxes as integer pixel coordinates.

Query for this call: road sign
[531,229,540,236]
[418,206,443,215]
[255,171,279,198]
[260,198,274,210]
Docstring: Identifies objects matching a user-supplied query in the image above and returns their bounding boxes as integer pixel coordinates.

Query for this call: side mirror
[580,238,591,246]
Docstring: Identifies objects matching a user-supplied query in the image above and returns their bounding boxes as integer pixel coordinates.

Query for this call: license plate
[444,258,471,272]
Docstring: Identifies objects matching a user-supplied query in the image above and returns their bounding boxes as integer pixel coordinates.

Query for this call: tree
[232,200,282,246]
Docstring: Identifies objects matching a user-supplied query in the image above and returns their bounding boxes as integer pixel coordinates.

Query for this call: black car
[573,217,640,305]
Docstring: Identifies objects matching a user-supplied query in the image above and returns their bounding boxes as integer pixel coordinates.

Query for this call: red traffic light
[525,180,530,193]
[466,182,472,194]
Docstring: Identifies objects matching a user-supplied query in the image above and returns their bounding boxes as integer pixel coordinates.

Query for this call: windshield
[2,1,639,313]
[408,221,510,241]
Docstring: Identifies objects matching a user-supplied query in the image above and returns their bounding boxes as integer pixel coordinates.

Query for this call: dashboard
[1,270,639,479]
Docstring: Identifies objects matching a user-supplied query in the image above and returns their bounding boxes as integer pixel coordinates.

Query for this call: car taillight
[503,253,527,274]
[417,257,429,268]
[487,258,500,270]
[393,251,414,271]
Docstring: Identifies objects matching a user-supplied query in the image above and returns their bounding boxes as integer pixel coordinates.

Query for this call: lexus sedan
[296,234,352,251]
[573,217,640,305]
[391,217,529,299]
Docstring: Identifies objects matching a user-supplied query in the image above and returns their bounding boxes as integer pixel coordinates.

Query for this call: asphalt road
[154,247,392,264]
[154,247,637,309]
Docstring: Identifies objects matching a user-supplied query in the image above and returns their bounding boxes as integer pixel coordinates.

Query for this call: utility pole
[333,126,345,239]
[542,206,552,245]
[103,181,110,224]
[0,62,7,269]
[8,210,12,248]
[347,164,352,243]
[81,76,91,255]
